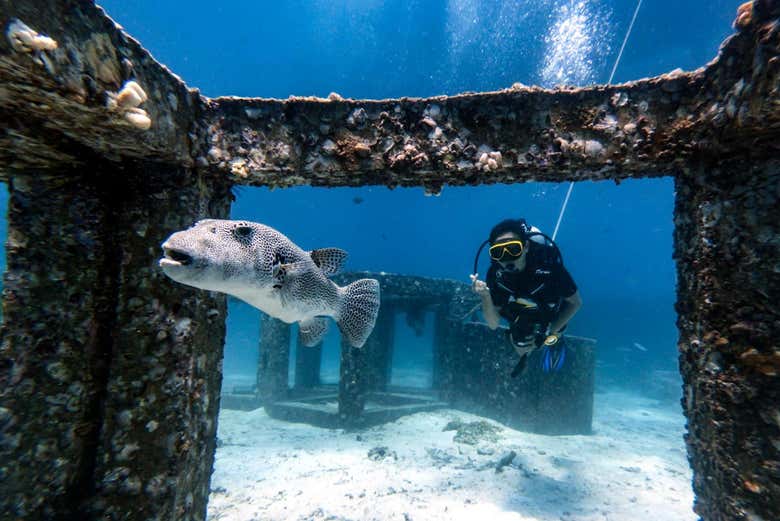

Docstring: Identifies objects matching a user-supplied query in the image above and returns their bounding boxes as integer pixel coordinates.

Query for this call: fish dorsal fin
[309,248,348,275]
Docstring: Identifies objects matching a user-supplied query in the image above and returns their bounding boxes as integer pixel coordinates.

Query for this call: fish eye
[234,226,253,239]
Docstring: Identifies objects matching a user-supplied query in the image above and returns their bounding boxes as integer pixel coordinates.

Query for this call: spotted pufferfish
[159,219,380,348]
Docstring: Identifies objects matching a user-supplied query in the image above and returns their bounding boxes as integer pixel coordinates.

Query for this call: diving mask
[489,239,525,262]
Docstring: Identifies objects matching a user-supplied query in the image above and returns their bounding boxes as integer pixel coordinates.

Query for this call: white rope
[550,0,643,242]
[608,0,643,85]
[551,181,575,241]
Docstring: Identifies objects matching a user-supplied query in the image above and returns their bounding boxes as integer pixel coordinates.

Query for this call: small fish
[352,196,365,205]
[159,219,381,348]
[633,342,648,352]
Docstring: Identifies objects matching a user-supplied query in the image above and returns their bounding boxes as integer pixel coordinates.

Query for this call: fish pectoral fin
[271,263,286,288]
[309,248,348,275]
[272,260,309,289]
[298,317,329,347]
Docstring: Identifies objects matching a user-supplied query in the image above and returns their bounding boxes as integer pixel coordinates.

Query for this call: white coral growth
[7,19,58,53]
[108,80,152,130]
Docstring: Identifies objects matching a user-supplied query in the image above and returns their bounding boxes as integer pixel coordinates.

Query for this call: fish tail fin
[336,278,381,348]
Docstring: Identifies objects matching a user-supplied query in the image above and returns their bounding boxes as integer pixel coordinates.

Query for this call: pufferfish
[158,219,380,348]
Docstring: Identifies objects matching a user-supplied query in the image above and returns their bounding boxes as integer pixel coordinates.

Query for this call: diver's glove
[534,332,558,348]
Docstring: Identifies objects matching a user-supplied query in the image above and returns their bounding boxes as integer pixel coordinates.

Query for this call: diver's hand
[470,273,490,296]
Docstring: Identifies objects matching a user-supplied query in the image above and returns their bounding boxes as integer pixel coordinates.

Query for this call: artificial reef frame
[225,272,596,435]
[0,1,778,521]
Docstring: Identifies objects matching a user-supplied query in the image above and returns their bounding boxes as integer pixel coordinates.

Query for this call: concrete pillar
[674,160,780,521]
[294,340,322,390]
[0,165,231,520]
[257,315,290,403]
[338,339,367,428]
[432,309,451,391]
[0,172,115,519]
[362,304,395,392]
[93,166,231,521]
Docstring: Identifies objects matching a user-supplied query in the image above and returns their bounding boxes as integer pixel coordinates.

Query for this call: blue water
[87,0,737,394]
[100,0,734,97]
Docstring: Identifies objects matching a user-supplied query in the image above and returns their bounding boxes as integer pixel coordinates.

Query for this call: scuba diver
[470,218,582,376]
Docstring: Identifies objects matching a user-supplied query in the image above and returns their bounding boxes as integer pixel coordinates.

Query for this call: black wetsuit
[486,242,577,346]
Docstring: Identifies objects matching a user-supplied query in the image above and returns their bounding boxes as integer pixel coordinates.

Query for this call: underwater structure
[0,1,777,520]
[222,272,595,434]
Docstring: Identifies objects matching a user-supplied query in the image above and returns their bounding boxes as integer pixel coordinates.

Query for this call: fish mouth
[160,247,193,267]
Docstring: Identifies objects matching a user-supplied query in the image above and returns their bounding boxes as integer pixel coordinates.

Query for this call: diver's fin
[553,343,566,371]
[541,342,567,373]
[309,248,348,275]
[336,278,381,348]
[298,317,329,347]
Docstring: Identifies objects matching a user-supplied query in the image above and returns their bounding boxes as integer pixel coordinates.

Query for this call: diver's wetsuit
[486,243,577,348]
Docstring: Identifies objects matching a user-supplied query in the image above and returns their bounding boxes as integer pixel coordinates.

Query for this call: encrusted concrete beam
[203,1,779,190]
[0,0,203,177]
[332,272,478,319]
[2,2,779,190]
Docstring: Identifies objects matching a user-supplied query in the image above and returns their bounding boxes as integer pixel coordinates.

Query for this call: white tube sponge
[116,80,148,108]
[7,19,57,53]
[124,107,152,130]
[108,80,153,130]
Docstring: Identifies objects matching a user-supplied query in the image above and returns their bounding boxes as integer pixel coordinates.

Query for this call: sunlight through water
[539,0,612,87]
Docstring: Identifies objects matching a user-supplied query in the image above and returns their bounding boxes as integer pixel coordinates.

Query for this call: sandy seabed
[206,390,694,521]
